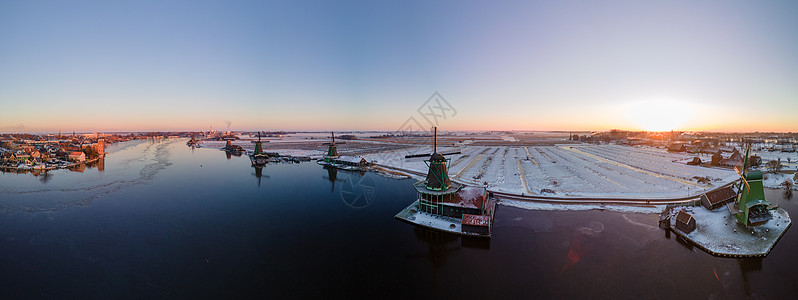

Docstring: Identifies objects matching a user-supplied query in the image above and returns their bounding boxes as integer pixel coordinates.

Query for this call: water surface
[1,139,796,298]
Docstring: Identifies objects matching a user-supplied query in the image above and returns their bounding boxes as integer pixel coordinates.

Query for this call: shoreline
[0,156,103,173]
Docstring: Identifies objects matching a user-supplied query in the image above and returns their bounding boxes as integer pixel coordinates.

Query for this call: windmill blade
[734,166,750,192]
[742,142,751,173]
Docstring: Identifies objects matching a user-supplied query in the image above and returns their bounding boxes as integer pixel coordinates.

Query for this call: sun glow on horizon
[624,99,695,132]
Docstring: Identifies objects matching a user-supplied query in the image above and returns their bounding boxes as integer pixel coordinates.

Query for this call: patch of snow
[670,206,792,256]
[411,212,461,232]
[500,199,665,214]
[762,172,797,190]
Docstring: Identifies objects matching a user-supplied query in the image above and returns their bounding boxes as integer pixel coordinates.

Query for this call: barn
[675,210,696,234]
[700,186,737,210]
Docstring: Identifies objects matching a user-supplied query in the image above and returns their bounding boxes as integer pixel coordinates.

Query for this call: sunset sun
[625,99,693,132]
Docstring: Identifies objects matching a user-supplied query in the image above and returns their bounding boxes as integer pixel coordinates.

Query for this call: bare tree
[766,160,784,173]
[782,179,793,190]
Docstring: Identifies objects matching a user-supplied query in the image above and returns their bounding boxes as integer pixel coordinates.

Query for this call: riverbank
[0,156,103,174]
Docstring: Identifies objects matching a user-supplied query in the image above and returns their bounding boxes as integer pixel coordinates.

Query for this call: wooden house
[700,186,737,210]
[711,151,723,166]
[68,151,86,162]
[687,157,702,165]
[668,143,686,152]
[675,210,696,234]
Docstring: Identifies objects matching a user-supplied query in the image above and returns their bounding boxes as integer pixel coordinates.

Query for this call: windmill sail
[733,142,773,226]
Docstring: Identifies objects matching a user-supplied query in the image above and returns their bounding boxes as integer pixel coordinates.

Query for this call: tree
[83,146,99,159]
[782,179,793,190]
[766,160,784,173]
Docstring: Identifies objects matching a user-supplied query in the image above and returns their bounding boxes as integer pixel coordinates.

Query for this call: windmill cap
[430,152,445,161]
[745,171,763,181]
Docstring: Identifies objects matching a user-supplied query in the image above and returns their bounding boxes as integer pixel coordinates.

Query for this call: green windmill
[249,132,270,166]
[323,132,343,163]
[424,127,452,191]
[732,143,773,226]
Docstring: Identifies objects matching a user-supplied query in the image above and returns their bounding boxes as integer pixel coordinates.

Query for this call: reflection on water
[0,140,175,213]
[86,157,105,172]
[252,165,269,187]
[0,139,797,298]
[38,170,54,184]
[322,165,339,193]
[409,227,460,287]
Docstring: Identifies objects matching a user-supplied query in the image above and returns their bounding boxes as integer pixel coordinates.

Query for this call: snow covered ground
[754,150,798,171]
[670,206,792,257]
[193,136,753,200]
[763,172,798,190]
[501,199,666,214]
[366,144,742,199]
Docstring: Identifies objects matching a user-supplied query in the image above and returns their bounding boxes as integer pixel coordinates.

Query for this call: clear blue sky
[1,0,796,133]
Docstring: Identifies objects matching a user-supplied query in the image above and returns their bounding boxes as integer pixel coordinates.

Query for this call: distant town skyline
[2,0,797,133]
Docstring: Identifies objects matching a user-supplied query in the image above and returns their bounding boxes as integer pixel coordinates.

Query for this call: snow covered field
[763,172,798,190]
[194,135,755,199]
[366,144,742,199]
[753,150,798,171]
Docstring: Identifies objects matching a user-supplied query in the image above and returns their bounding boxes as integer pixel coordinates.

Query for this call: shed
[668,143,686,152]
[333,156,368,167]
[687,157,702,165]
[700,186,737,210]
[711,151,723,166]
[462,214,490,235]
[675,210,696,234]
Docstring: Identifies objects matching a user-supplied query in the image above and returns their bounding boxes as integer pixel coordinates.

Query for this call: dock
[394,199,497,238]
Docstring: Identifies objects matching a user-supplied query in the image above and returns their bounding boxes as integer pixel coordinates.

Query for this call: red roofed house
[462,214,491,235]
[68,151,86,162]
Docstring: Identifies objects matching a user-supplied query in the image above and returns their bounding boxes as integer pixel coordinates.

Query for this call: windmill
[250,132,271,166]
[187,132,198,147]
[424,127,452,191]
[731,142,773,226]
[322,132,345,163]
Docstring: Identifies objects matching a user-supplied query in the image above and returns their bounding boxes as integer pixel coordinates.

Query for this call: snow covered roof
[334,156,367,164]
[462,214,490,227]
[668,143,686,151]
[676,210,694,224]
[703,186,737,205]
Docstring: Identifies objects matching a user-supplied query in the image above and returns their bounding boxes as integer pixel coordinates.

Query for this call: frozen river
[1,139,796,298]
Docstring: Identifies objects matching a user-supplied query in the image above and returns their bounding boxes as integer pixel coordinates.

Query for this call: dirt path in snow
[516,158,535,195]
[454,154,484,180]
